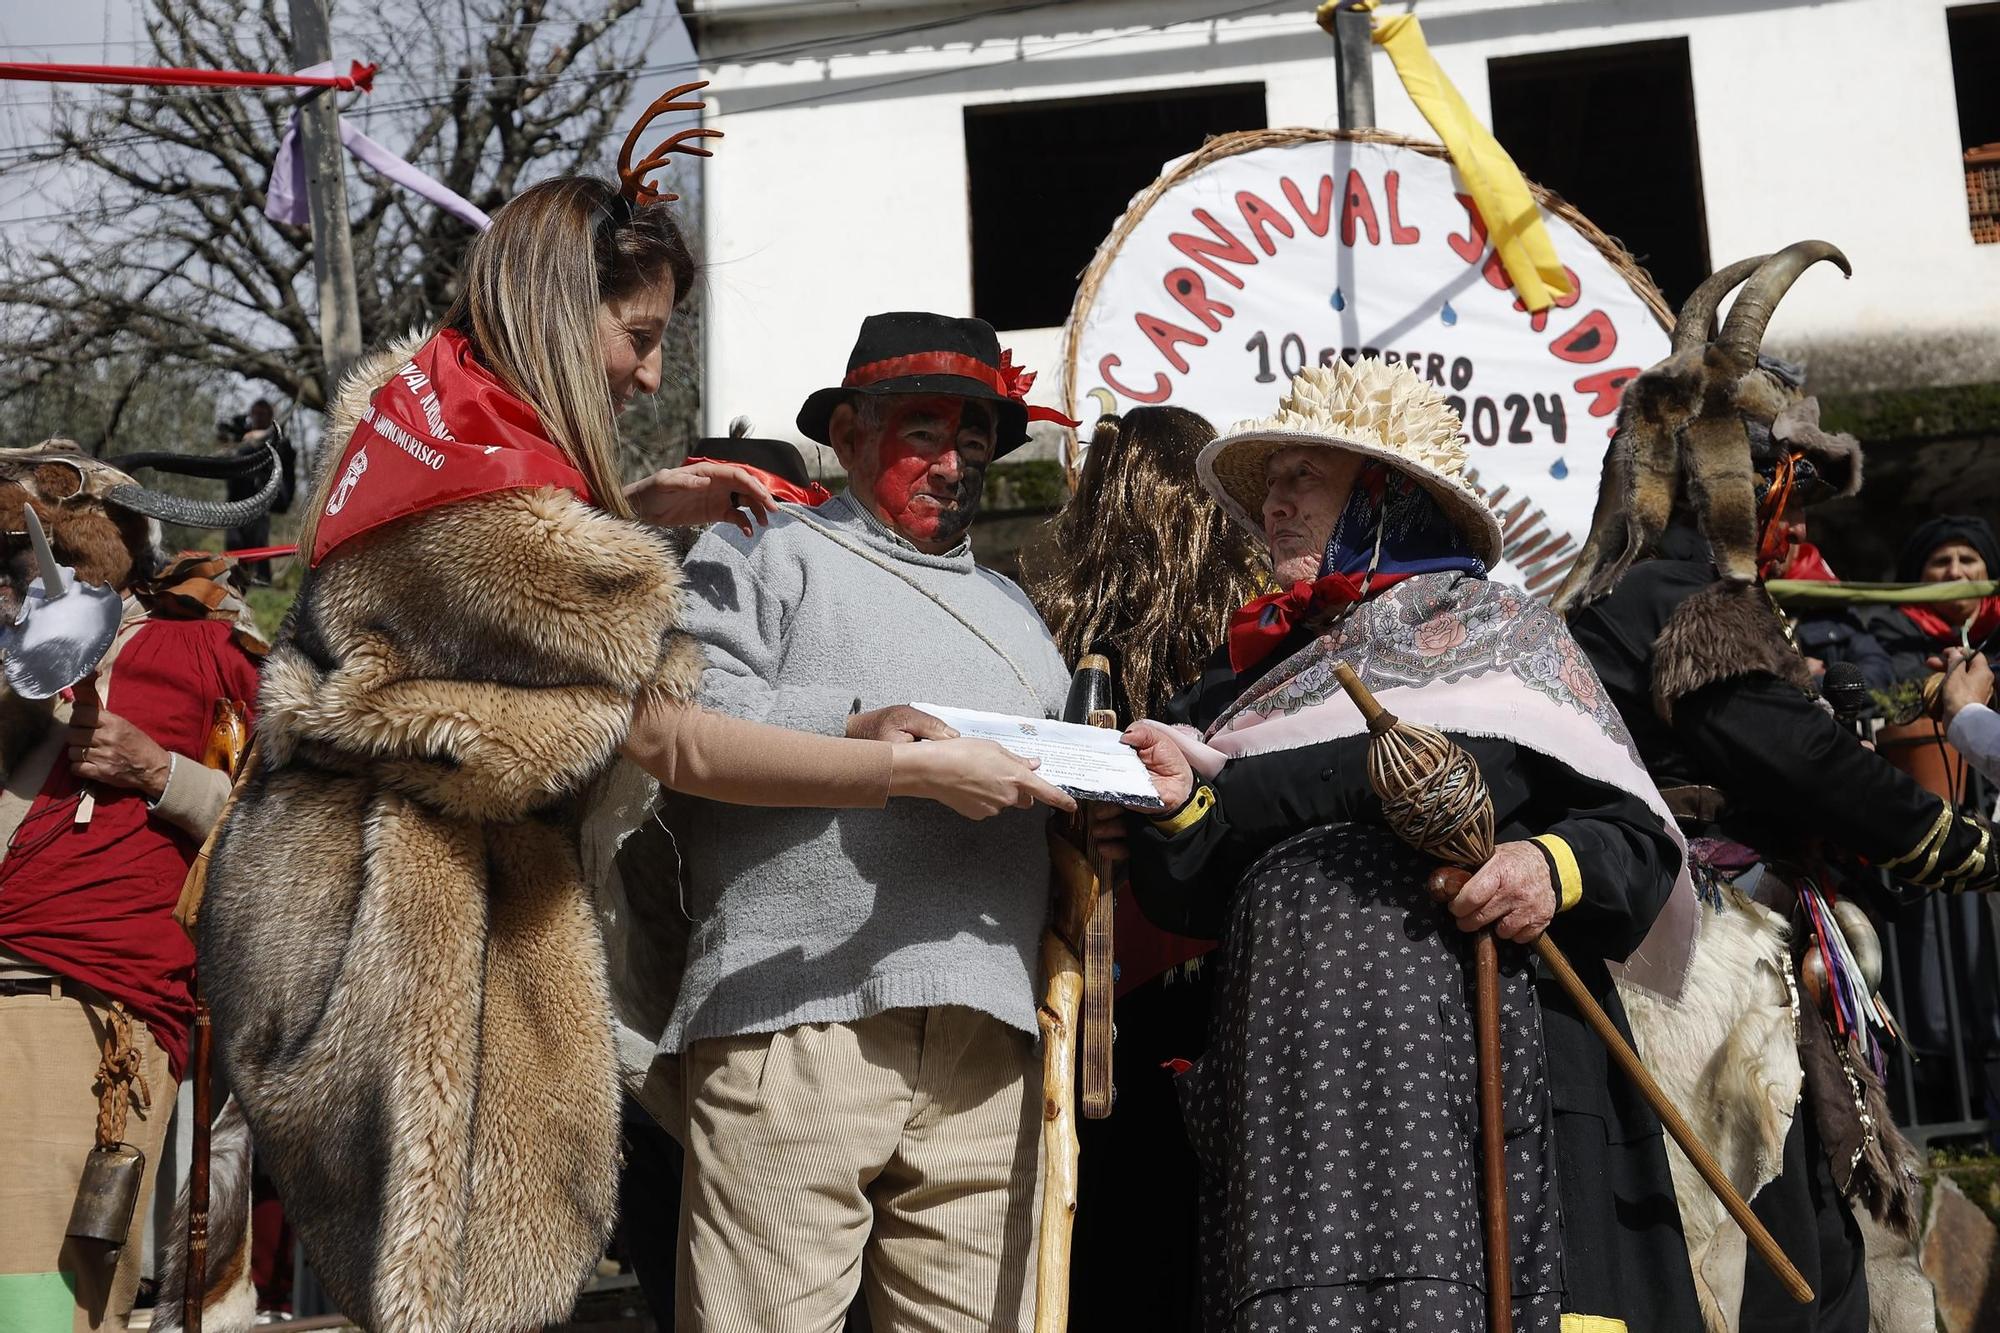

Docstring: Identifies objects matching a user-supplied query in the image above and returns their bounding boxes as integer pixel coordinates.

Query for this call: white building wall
[691,0,1999,448]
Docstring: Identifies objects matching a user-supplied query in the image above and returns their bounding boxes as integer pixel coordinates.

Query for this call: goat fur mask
[1555,241,1862,612]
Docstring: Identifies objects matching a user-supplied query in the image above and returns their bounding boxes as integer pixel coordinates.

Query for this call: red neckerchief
[1228,571,1411,674]
[311,328,593,566]
[1775,540,1837,583]
[1901,594,2000,645]
[682,456,832,508]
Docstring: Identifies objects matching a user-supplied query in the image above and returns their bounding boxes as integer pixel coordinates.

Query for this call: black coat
[1568,530,1994,893]
[1124,626,1701,1332]
[1563,529,2000,1331]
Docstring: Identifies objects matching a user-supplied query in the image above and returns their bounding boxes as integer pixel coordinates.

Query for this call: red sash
[311,329,592,565]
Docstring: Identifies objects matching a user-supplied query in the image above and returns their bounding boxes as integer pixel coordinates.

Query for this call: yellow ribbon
[1323,0,1574,312]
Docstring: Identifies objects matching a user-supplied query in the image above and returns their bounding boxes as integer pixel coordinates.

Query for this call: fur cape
[199,340,702,1332]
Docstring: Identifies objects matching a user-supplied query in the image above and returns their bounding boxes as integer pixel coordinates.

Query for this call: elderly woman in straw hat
[1095,359,1702,1332]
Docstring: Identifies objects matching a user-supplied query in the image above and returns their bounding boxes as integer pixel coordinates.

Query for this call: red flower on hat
[997,348,1037,402]
[999,348,1079,428]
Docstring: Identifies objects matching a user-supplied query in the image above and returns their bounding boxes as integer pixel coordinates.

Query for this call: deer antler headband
[617,81,722,206]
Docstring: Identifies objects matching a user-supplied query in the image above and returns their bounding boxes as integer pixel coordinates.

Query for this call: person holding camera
[216,399,296,583]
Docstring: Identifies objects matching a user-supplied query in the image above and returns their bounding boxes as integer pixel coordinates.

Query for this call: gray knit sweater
[661,493,1069,1052]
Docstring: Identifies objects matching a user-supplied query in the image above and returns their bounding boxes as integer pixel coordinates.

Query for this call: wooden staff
[1063,653,1118,1119]
[1327,664,1512,1329]
[1329,663,1814,1309]
[1034,654,1119,1333]
[1035,831,1091,1333]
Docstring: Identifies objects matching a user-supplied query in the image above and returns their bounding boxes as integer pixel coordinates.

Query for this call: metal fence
[1877,728,2000,1149]
[1882,882,2000,1148]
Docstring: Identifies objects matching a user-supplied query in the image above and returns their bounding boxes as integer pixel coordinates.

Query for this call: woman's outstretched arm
[620,696,1077,820]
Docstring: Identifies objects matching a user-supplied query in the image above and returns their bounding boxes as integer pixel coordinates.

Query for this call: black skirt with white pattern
[1176,823,1564,1333]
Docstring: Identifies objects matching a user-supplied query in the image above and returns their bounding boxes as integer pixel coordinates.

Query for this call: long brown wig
[1033,406,1267,719]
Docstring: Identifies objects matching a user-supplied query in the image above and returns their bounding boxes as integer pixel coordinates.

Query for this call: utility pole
[1323,1,1376,130]
[288,0,364,401]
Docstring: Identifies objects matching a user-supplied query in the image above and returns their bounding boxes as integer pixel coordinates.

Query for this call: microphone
[1822,661,1870,723]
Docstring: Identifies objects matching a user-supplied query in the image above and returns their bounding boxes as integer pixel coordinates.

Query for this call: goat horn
[1716,240,1851,371]
[105,443,282,531]
[1671,255,1769,354]
[104,442,277,481]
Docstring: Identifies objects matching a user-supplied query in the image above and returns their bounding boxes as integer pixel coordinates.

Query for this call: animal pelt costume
[199,335,704,1333]
[1563,242,1995,1333]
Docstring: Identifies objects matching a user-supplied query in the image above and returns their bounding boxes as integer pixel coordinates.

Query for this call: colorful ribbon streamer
[1323,0,1574,313]
[267,112,492,232]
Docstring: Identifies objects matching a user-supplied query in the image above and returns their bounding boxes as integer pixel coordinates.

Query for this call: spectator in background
[221,399,296,585]
[1862,517,2000,1145]
[1861,515,2000,688]
[1768,507,1896,695]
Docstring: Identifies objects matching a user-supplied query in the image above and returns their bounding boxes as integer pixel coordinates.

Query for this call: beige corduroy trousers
[676,1005,1041,1333]
[0,988,176,1333]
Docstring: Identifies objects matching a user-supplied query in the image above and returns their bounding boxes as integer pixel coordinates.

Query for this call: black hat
[1897,515,2000,584]
[690,434,813,490]
[796,312,1042,456]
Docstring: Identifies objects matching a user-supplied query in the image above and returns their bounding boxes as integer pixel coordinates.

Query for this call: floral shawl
[1173,570,1695,998]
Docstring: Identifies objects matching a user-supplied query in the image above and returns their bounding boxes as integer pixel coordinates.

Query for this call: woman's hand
[1448,841,1556,943]
[889,738,1077,820]
[624,461,781,535]
[1119,720,1193,813]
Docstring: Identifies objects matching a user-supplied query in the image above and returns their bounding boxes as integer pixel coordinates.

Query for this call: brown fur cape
[199,341,702,1332]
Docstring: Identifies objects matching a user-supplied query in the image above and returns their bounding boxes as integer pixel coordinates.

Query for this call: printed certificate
[911,703,1166,809]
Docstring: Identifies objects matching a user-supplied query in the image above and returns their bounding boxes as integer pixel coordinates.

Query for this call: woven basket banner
[1062,130,1671,600]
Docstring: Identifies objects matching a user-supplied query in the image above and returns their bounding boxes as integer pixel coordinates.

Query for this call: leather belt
[0,974,99,1001]
[1660,784,1728,823]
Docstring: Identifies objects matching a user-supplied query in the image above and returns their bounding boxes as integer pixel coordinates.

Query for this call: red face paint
[863,395,994,549]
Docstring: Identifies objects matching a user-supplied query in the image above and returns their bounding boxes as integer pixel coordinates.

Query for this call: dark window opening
[965,84,1266,331]
[1949,4,2000,243]
[1488,39,1708,306]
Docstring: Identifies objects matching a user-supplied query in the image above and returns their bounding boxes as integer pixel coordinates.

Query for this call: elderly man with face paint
[666,312,1077,1333]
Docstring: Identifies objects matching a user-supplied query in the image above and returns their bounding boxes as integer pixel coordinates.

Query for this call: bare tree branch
[0,0,696,470]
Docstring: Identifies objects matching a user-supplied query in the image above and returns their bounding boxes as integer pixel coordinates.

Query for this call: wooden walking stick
[1324,663,1512,1331]
[1329,663,1815,1311]
[1072,655,1118,1122]
[1034,654,1119,1333]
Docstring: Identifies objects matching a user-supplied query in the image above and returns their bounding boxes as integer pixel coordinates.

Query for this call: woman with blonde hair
[197,94,1068,1333]
[1032,404,1264,1332]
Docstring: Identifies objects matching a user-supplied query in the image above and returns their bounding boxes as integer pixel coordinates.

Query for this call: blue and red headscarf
[1228,464,1488,673]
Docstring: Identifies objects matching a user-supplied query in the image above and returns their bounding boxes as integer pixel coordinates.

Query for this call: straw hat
[1196,358,1503,565]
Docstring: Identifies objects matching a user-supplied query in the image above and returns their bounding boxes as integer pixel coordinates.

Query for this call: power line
[0,2,1298,185]
[0,0,1114,120]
